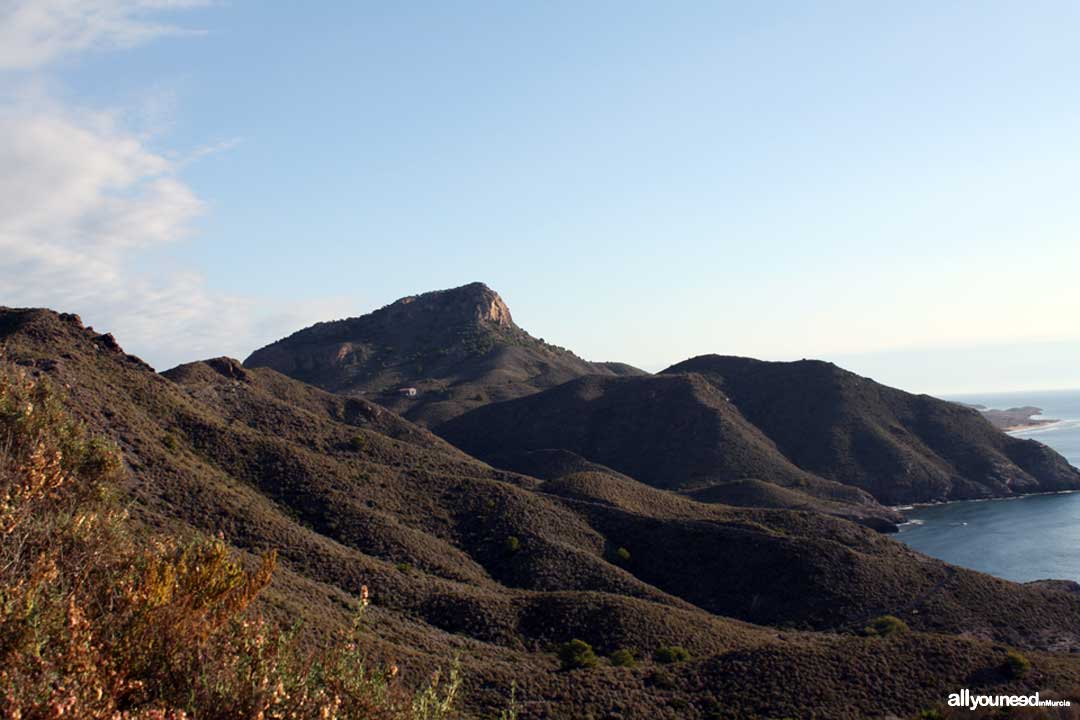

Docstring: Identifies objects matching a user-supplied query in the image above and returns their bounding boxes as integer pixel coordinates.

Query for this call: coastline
[1006,418,1071,434]
[890,487,1080,514]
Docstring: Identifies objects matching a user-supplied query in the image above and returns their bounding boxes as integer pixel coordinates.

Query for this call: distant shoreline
[961,402,1061,431]
[1006,418,1069,433]
[891,487,1080,514]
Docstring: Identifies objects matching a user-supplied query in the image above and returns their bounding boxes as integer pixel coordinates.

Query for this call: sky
[1,1,1078,394]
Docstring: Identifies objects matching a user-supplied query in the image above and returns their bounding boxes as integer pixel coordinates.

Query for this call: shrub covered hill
[439,365,1080,511]
[243,282,643,427]
[9,307,1080,718]
[249,283,1080,511]
[663,355,1080,505]
[438,373,904,530]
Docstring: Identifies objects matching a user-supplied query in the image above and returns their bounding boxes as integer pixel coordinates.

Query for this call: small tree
[1004,650,1032,678]
[558,639,599,670]
[654,645,691,664]
[863,615,908,638]
[609,648,637,668]
[615,547,631,562]
[650,669,676,689]
[504,536,521,554]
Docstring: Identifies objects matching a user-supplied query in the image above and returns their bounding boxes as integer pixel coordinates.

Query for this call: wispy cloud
[0,100,250,362]
[0,1,345,369]
[0,0,209,71]
[177,136,245,165]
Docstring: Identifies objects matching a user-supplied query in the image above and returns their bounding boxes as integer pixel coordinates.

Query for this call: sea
[896,389,1080,583]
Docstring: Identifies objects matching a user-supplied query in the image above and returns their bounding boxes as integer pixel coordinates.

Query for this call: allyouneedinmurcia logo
[948,689,1071,711]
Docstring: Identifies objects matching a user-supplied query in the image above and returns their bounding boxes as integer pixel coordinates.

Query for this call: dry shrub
[0,366,460,720]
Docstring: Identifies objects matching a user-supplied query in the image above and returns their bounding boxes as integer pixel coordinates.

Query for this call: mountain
[9,307,1080,718]
[436,357,1080,513]
[663,355,1080,504]
[243,282,643,426]
[436,373,903,530]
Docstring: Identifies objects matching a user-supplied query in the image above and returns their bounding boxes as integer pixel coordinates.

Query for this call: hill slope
[664,355,1080,504]
[7,307,1080,718]
[436,373,903,529]
[243,282,642,426]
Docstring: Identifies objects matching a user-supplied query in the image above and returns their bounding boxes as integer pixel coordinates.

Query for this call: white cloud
[0,0,209,71]
[0,1,344,369]
[0,102,347,368]
[0,105,218,358]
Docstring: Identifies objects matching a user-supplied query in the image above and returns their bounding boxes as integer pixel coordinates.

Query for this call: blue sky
[1,2,1078,393]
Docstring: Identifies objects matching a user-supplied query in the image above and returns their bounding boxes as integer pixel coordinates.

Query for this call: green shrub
[497,682,519,720]
[1004,650,1032,678]
[615,546,631,562]
[396,562,413,573]
[609,648,637,668]
[162,432,181,451]
[350,434,368,451]
[654,645,691,664]
[504,536,521,554]
[650,669,676,689]
[863,614,908,637]
[557,639,599,670]
[0,367,463,720]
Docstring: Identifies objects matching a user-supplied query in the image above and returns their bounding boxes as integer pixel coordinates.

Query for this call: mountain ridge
[244,284,1080,509]
[436,372,905,530]
[663,354,1080,504]
[9,304,1080,717]
[244,282,643,426]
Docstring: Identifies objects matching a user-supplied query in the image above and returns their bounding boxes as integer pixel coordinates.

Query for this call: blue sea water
[895,389,1080,582]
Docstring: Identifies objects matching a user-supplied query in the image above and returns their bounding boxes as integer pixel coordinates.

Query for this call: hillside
[436,373,903,530]
[664,355,1080,504]
[7,307,1080,718]
[243,282,642,426]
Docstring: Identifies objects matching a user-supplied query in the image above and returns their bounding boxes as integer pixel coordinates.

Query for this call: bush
[497,683,519,720]
[609,648,637,668]
[863,614,909,638]
[396,562,413,573]
[350,433,368,451]
[504,535,521,554]
[0,367,462,720]
[654,645,691,664]
[615,546,631,562]
[558,639,599,670]
[650,669,676,689]
[1004,650,1032,678]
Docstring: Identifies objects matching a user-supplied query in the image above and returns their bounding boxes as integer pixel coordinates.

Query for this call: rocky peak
[241,282,642,426]
[388,282,515,330]
[205,357,251,382]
